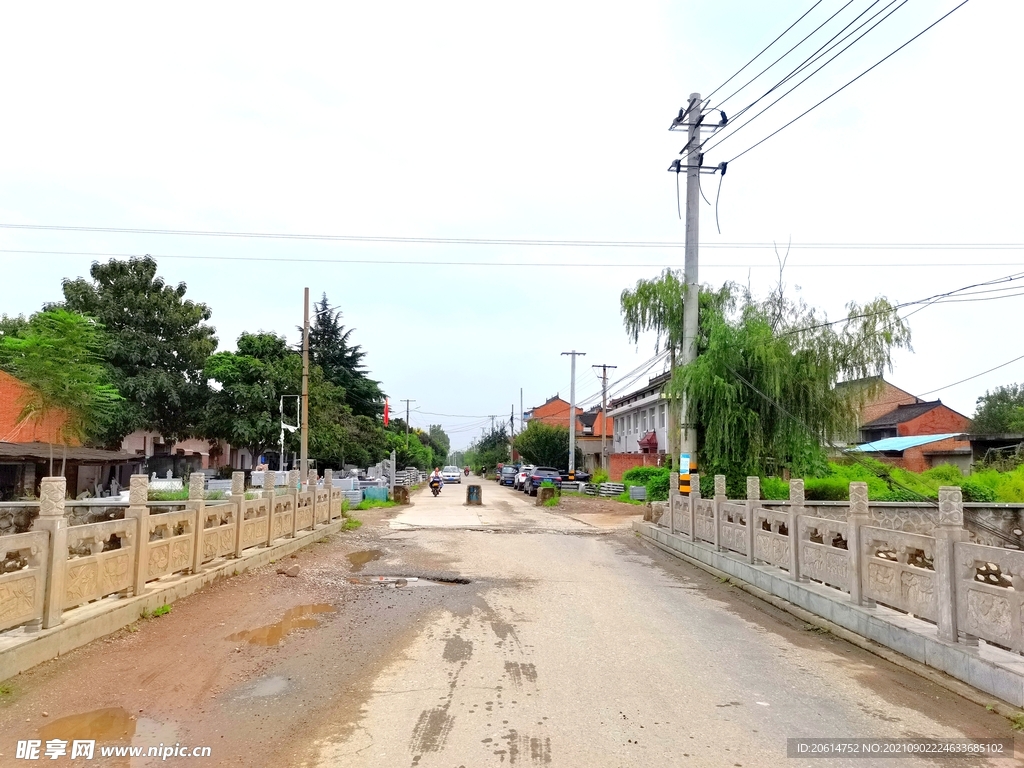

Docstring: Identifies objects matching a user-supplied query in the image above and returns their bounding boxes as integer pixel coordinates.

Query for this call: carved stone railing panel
[270,496,295,542]
[861,525,937,622]
[330,489,343,520]
[719,502,747,555]
[753,506,791,570]
[64,519,137,610]
[314,489,330,525]
[674,501,691,536]
[295,491,314,531]
[955,542,1024,652]
[145,510,196,581]
[239,498,269,551]
[0,531,48,632]
[799,515,851,592]
[200,503,237,564]
[693,497,715,544]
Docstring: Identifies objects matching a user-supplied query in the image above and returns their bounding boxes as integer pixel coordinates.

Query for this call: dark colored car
[559,469,591,483]
[499,465,519,486]
[527,467,563,496]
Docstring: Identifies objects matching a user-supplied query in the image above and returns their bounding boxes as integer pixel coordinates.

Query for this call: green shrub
[646,470,670,501]
[591,468,610,485]
[961,478,997,503]
[622,466,668,485]
[805,477,849,501]
[922,464,964,484]
[760,477,790,500]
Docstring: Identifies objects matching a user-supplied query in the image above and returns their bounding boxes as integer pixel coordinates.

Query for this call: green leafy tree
[57,256,218,445]
[0,309,122,475]
[203,333,301,465]
[972,384,1024,434]
[464,426,511,472]
[666,282,911,487]
[428,424,451,458]
[306,294,385,418]
[513,421,581,469]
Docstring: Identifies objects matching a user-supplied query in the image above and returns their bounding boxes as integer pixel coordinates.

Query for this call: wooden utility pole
[592,363,617,473]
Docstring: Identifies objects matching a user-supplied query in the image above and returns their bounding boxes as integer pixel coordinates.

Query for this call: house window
[659,404,666,428]
[627,415,632,434]
[649,407,656,428]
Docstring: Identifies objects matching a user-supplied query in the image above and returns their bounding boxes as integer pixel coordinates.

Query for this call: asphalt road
[1,480,1020,768]
[312,481,1021,768]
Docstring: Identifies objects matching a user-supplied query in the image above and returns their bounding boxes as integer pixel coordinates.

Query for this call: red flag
[383,398,390,427]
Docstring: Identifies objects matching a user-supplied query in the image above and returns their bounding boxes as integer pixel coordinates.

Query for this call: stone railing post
[263,469,276,547]
[689,474,700,542]
[323,468,334,523]
[788,479,804,582]
[389,450,396,498]
[668,472,679,534]
[31,477,68,629]
[848,482,871,605]
[934,485,972,644]
[746,476,759,564]
[124,474,150,598]
[713,475,726,551]
[189,472,206,574]
[230,471,247,557]
[288,469,301,537]
[308,469,319,529]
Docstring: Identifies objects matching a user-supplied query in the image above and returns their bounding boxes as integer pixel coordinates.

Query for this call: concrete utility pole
[592,364,617,473]
[300,287,310,488]
[400,399,415,448]
[561,350,586,479]
[680,93,701,469]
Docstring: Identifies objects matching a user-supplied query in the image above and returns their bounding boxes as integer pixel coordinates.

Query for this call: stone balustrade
[0,473,346,635]
[667,475,1024,651]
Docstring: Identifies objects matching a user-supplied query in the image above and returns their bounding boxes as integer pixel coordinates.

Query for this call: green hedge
[622,466,671,501]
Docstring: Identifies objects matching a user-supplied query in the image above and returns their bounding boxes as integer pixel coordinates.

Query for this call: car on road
[559,469,591,483]
[514,465,535,491]
[441,465,462,484]
[526,467,562,496]
[499,465,519,486]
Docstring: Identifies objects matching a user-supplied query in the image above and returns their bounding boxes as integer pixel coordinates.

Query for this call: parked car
[559,469,591,483]
[499,465,519,486]
[514,465,536,491]
[441,465,462,484]
[526,467,562,496]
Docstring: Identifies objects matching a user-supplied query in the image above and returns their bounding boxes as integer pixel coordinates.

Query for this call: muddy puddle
[37,708,178,765]
[346,549,384,571]
[226,604,336,646]
[348,575,458,588]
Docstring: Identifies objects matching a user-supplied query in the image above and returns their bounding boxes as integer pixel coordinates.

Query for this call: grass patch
[0,682,14,698]
[342,517,363,531]
[1010,713,1024,732]
[125,623,140,634]
[141,604,171,619]
[614,492,644,505]
[802,623,830,635]
[542,496,560,507]
[355,499,396,510]
[148,490,226,501]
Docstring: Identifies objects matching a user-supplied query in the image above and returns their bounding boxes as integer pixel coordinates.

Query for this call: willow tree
[620,270,731,468]
[666,283,911,488]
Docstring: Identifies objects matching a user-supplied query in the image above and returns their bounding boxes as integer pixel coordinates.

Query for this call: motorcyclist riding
[429,467,444,496]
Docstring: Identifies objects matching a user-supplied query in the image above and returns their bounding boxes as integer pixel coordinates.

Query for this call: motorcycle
[464,467,470,476]
[429,478,442,497]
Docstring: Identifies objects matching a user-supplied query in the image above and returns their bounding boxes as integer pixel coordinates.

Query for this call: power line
[704,0,825,103]
[724,0,972,164]
[917,354,1024,397]
[707,0,910,152]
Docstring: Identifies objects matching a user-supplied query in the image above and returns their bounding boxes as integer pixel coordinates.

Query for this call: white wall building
[607,372,670,455]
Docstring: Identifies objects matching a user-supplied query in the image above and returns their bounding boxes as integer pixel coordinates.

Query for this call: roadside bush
[961,478,997,503]
[591,468,609,485]
[922,464,964,484]
[804,477,849,501]
[622,466,667,485]
[646,470,670,501]
[760,477,790,500]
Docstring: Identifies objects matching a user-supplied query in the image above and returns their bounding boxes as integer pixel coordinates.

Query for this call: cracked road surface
[0,482,1020,767]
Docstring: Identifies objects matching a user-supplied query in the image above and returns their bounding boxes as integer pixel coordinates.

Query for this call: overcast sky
[1,1,1020,450]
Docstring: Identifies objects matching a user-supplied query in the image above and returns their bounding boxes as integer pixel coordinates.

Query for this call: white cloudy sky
[0,1,1020,449]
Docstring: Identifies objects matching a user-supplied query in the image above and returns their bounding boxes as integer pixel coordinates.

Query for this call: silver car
[514,465,535,491]
[441,465,462,484]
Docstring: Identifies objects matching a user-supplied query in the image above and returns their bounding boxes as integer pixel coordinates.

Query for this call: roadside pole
[680,92,701,474]
[561,350,586,480]
[300,287,310,489]
[592,363,617,473]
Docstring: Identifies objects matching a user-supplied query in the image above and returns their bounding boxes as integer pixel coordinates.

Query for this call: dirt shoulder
[0,504,480,767]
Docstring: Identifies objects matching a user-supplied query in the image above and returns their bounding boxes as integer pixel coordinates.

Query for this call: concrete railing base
[0,517,350,683]
[634,520,1024,708]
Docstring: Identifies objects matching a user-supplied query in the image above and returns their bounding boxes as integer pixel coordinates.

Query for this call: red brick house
[524,395,583,433]
[858,400,971,443]
[0,370,76,445]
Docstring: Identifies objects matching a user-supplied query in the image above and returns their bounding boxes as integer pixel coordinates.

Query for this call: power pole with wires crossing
[592,363,617,473]
[400,399,415,448]
[561,350,586,480]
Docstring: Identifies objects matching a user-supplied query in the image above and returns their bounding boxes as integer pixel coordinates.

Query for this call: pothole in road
[348,575,471,588]
[235,675,292,699]
[226,604,336,646]
[37,707,177,748]
[346,549,384,571]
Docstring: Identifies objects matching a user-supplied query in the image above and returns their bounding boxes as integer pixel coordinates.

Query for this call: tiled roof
[860,401,942,429]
